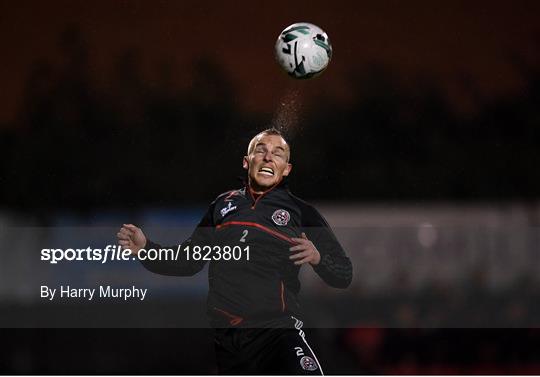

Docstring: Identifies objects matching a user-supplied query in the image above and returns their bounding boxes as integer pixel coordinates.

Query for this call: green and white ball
[275,22,333,79]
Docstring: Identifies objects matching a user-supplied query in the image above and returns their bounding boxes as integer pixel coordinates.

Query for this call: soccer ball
[275,22,333,79]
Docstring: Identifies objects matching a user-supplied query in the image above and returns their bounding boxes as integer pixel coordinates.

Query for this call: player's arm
[289,203,352,288]
[117,204,216,277]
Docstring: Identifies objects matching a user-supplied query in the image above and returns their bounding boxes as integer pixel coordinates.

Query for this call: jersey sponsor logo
[300,356,318,371]
[220,202,237,217]
[272,209,290,226]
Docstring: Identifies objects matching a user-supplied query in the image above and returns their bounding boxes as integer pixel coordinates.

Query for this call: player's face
[243,134,292,193]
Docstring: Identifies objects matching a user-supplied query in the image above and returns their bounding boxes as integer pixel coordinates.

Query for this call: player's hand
[117,224,146,255]
[289,232,321,266]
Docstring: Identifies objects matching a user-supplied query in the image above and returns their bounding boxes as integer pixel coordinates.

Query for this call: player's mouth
[258,167,275,176]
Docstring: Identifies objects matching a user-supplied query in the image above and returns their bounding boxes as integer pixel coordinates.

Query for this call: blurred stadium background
[1,0,540,374]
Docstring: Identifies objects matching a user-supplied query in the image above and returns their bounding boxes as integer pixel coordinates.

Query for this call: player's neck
[248,184,265,197]
[248,179,280,196]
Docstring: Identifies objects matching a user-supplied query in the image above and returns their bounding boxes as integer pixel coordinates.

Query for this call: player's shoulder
[287,191,314,209]
[212,187,247,204]
[287,191,327,226]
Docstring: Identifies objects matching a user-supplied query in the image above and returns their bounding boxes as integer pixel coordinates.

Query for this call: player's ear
[242,156,249,170]
[283,163,292,176]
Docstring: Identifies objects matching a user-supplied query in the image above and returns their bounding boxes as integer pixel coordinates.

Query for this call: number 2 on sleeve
[240,229,248,243]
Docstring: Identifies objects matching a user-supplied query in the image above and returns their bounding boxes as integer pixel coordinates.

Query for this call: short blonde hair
[247,128,290,161]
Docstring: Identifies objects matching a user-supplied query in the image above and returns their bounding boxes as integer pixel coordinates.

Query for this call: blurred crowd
[1,28,540,211]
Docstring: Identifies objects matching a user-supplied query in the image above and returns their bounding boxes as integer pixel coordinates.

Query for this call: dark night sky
[1,0,540,124]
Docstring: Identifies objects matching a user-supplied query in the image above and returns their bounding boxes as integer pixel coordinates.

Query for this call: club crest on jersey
[300,356,318,371]
[220,202,237,217]
[272,209,290,226]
